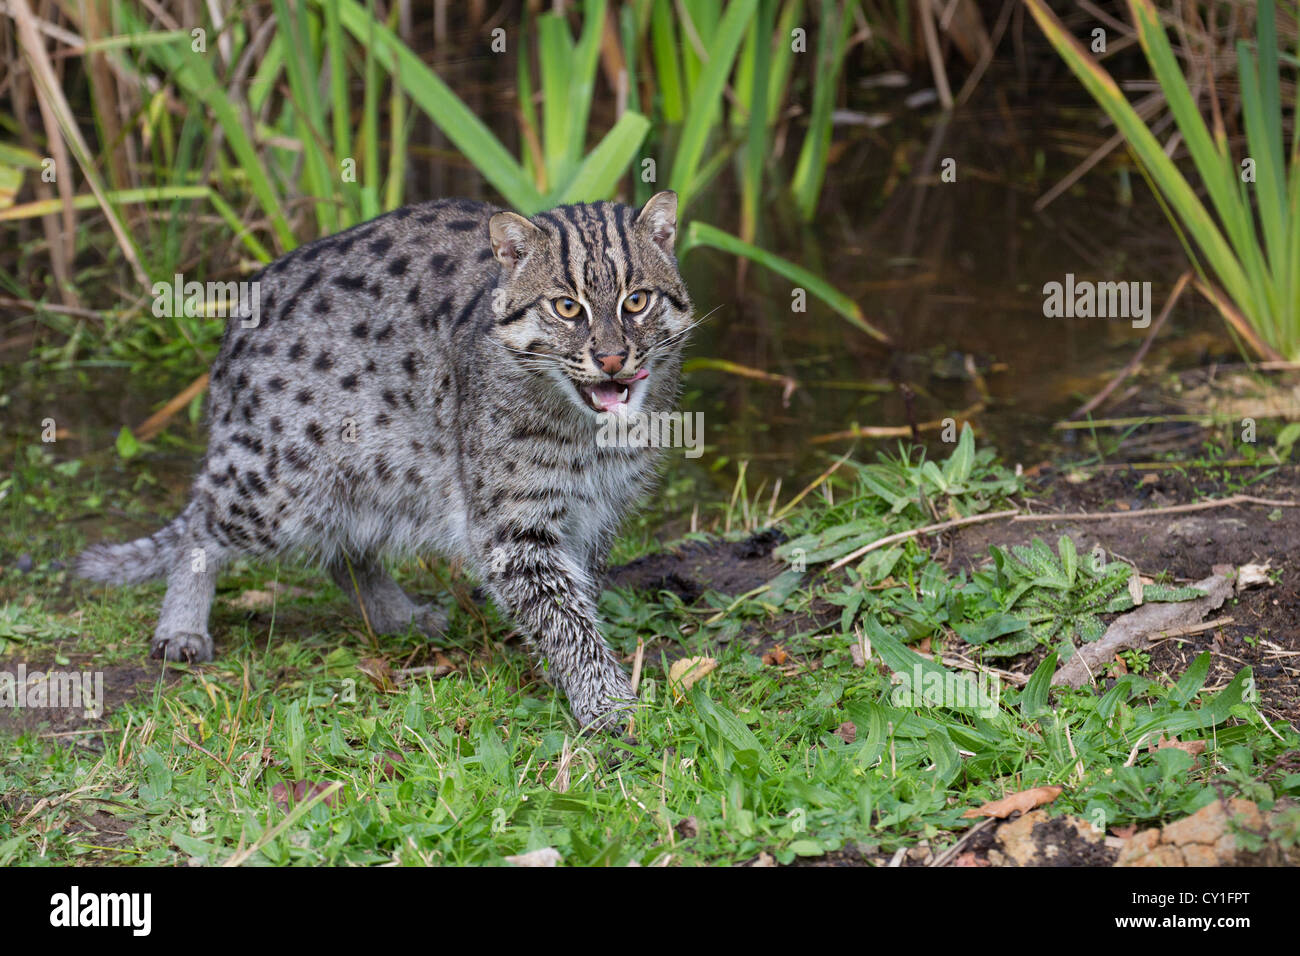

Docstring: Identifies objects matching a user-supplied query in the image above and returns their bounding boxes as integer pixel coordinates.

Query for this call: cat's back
[206,198,501,426]
[225,198,497,349]
[193,200,503,554]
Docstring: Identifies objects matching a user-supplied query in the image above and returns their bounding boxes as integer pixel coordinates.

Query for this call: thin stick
[1069,271,1191,420]
[1012,494,1296,523]
[938,654,1029,687]
[828,509,1021,571]
[929,817,996,868]
[1195,279,1287,363]
[810,404,984,444]
[134,372,210,441]
[630,638,646,695]
[0,296,121,320]
[772,449,854,521]
[1147,616,1234,640]
[920,0,953,109]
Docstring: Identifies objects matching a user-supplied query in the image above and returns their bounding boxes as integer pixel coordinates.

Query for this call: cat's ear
[488,212,542,271]
[635,190,677,255]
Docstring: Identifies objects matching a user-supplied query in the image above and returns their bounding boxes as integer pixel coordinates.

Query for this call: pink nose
[597,353,625,374]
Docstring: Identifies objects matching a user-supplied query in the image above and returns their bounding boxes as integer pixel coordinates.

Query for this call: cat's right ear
[488,212,542,272]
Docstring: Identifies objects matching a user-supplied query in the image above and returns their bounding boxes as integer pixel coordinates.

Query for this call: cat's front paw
[571,677,638,733]
[150,630,214,663]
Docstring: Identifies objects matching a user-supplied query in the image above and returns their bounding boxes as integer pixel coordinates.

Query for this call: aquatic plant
[1027,0,1300,362]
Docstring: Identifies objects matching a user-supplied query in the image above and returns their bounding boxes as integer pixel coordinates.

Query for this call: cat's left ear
[636,190,677,255]
[489,211,543,271]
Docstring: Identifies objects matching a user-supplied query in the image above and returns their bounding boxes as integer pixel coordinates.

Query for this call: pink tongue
[592,381,624,409]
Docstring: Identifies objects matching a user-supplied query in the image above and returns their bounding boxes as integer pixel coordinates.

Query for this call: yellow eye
[623,291,649,314]
[552,297,582,319]
[551,299,582,321]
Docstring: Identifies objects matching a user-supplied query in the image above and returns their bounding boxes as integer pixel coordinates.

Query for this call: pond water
[680,106,1235,493]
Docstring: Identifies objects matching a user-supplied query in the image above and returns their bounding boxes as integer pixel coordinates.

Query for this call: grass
[2,425,1296,866]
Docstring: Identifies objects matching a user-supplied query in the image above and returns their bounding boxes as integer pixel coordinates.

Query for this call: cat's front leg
[482,537,634,731]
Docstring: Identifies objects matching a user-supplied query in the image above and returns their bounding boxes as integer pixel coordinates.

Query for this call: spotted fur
[76,192,693,730]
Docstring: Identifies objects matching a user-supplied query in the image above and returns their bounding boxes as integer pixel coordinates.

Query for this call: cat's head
[486,192,693,417]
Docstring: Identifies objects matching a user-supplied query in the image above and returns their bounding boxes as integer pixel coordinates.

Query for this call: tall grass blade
[317,0,542,211]
[552,112,651,204]
[679,221,889,342]
[669,0,760,209]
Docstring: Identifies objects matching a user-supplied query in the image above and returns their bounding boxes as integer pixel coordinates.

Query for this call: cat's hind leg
[328,556,447,638]
[152,529,225,662]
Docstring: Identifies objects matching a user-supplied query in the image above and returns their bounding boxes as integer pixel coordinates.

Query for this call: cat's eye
[622,291,650,314]
[552,297,582,319]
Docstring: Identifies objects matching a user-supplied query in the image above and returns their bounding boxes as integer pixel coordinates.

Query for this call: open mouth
[580,367,649,413]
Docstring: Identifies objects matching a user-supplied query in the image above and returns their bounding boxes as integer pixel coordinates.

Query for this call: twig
[938,654,1029,687]
[134,372,210,441]
[772,449,854,521]
[1147,617,1234,641]
[0,296,120,320]
[919,0,953,109]
[1194,278,1287,363]
[174,728,235,774]
[810,404,985,444]
[393,664,454,679]
[630,638,646,695]
[828,509,1021,571]
[1012,494,1297,523]
[1069,271,1191,420]
[929,817,995,867]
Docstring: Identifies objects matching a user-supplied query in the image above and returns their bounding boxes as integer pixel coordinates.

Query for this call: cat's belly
[269,481,465,559]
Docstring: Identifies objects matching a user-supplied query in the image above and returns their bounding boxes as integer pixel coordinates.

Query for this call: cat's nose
[596,351,627,374]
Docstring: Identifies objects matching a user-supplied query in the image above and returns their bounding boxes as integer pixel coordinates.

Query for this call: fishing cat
[76,191,693,730]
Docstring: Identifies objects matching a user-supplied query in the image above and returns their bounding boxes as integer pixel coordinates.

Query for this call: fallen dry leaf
[963,785,1063,819]
[668,656,717,702]
[375,750,405,780]
[271,780,342,811]
[505,847,561,867]
[762,645,789,666]
[1148,735,1207,766]
[356,657,397,693]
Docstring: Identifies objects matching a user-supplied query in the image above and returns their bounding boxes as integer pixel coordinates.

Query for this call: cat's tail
[75,504,196,585]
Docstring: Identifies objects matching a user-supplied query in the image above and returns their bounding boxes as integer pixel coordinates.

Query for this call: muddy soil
[607,528,787,601]
[0,661,172,743]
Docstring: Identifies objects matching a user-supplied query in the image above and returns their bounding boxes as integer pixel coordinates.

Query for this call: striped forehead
[536,202,631,294]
